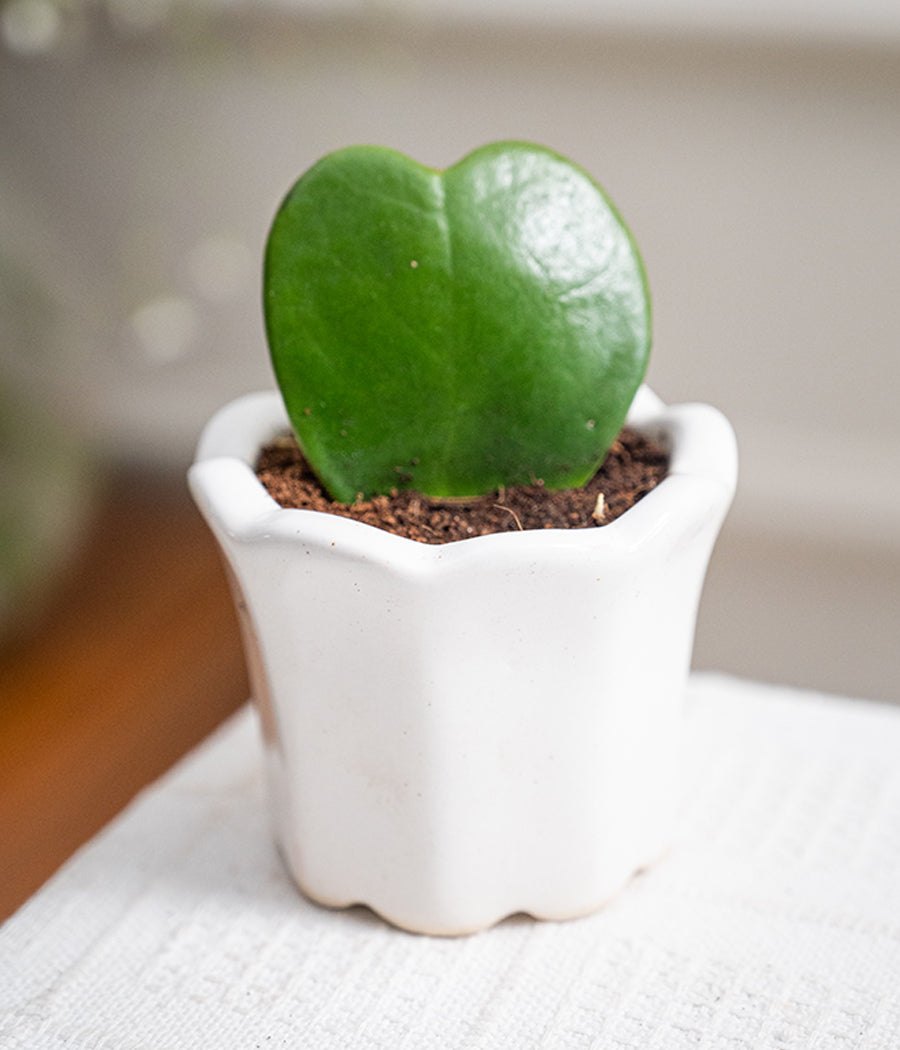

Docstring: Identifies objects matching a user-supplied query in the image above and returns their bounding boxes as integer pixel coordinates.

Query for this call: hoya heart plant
[263,141,651,502]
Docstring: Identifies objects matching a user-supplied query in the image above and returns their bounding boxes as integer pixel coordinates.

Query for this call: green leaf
[264,141,651,501]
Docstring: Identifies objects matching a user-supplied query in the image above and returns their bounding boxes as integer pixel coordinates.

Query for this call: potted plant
[189,142,737,935]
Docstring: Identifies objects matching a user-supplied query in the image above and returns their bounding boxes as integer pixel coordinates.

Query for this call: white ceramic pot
[189,387,737,935]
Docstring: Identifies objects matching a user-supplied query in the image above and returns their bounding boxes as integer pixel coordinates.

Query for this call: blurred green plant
[0,384,94,643]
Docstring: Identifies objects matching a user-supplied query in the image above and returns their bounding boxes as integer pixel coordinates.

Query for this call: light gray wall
[2,7,898,700]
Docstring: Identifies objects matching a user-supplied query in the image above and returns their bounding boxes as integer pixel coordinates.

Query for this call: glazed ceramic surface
[189,388,737,934]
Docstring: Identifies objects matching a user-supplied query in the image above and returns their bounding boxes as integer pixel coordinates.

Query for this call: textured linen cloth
[2,674,900,1049]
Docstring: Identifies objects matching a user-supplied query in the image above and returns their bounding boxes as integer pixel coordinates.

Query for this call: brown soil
[255,428,668,544]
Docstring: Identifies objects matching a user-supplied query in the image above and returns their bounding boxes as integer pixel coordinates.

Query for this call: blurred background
[1,0,899,910]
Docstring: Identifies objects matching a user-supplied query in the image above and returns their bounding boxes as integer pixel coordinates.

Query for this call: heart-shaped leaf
[264,141,651,501]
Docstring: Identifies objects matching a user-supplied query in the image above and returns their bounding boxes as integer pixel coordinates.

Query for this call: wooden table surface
[0,467,249,922]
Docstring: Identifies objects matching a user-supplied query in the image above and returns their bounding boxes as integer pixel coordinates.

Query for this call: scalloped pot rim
[188,386,738,567]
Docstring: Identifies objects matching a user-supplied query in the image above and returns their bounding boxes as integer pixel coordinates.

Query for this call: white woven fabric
[3,674,900,1049]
